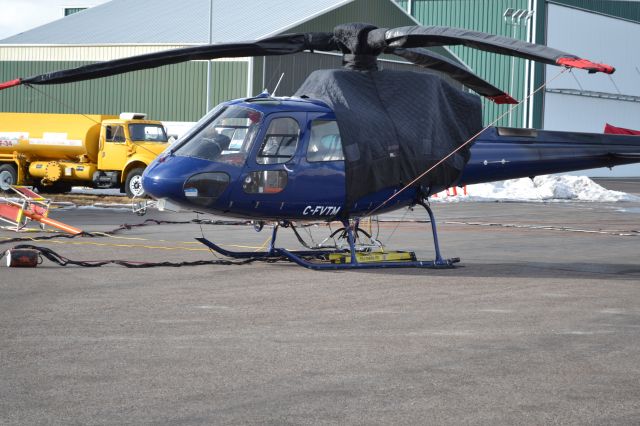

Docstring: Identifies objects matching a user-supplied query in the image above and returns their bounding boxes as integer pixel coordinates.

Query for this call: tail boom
[459,127,640,185]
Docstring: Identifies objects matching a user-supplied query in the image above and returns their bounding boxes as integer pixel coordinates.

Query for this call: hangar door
[543,4,640,176]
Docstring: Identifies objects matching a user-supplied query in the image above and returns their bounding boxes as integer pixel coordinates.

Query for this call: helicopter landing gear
[278,205,459,270]
[195,202,460,270]
[196,221,334,260]
[417,199,448,266]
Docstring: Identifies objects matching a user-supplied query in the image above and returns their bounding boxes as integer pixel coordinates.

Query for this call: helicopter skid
[195,237,458,269]
[275,248,460,270]
[195,237,333,259]
[195,200,459,269]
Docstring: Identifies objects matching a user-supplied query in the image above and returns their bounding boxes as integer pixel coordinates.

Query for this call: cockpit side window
[256,118,300,165]
[306,120,344,162]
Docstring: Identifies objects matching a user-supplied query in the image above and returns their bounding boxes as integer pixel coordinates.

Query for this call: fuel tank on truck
[0,112,116,162]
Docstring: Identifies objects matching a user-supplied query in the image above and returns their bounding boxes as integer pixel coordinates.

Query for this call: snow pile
[434,175,637,202]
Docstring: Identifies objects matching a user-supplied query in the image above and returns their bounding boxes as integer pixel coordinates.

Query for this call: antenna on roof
[272,73,285,97]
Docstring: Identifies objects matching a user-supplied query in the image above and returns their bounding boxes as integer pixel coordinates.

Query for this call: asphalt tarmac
[1,184,640,424]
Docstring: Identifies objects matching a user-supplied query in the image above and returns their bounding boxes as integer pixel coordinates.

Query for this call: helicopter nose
[142,156,187,202]
[142,155,232,210]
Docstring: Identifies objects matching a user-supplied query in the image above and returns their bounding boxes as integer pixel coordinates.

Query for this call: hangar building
[396,0,640,176]
[396,0,640,134]
[0,0,463,122]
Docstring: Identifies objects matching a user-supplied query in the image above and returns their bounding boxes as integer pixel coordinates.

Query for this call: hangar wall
[262,52,461,98]
[550,0,640,22]
[543,3,640,176]
[264,0,463,98]
[543,4,640,132]
[0,52,248,122]
[1,0,445,122]
[396,0,535,128]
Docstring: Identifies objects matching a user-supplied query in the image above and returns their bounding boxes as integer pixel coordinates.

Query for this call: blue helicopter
[2,23,638,270]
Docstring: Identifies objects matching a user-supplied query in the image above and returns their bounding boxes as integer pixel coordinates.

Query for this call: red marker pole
[22,210,83,235]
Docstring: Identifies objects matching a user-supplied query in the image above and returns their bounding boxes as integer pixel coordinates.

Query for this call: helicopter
[2,23,639,270]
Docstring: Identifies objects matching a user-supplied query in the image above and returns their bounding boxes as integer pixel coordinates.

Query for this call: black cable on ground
[0,218,334,268]
[6,244,284,268]
[0,231,93,245]
[0,218,253,245]
[289,223,322,249]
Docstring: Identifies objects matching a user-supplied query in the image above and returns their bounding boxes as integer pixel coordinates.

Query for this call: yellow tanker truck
[0,112,169,197]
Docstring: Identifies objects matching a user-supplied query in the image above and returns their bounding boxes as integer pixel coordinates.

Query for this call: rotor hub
[332,23,388,70]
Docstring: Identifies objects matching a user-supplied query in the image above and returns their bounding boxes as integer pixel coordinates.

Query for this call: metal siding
[290,0,415,30]
[64,8,87,16]
[269,0,467,96]
[404,0,531,127]
[252,57,265,97]
[0,45,193,61]
[263,51,461,98]
[545,4,639,97]
[0,60,247,121]
[549,0,640,23]
[543,4,640,176]
[544,4,640,125]
[0,0,354,45]
[290,0,459,62]
[532,0,546,128]
[208,61,248,106]
[264,53,339,97]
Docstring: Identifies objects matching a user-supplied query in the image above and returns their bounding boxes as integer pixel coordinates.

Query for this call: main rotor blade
[381,26,615,74]
[0,32,336,90]
[389,47,517,104]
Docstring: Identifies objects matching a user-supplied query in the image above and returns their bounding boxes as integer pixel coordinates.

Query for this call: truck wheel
[0,164,18,193]
[125,168,146,198]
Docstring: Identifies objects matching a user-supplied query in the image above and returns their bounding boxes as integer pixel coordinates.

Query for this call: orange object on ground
[0,186,82,234]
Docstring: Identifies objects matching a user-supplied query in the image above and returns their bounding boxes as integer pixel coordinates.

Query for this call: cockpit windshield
[173,106,262,165]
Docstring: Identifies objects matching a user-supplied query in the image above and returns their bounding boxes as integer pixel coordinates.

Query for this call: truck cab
[97,113,169,196]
